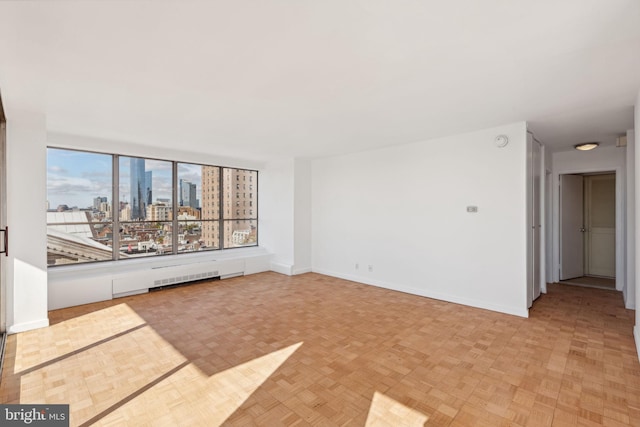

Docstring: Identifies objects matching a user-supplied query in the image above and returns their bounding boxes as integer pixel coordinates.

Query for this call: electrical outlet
[355,263,359,270]
[368,265,373,272]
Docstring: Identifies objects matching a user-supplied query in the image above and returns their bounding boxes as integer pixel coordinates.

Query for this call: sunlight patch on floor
[13,304,147,373]
[97,342,303,426]
[18,324,187,424]
[365,391,428,427]
[12,304,303,426]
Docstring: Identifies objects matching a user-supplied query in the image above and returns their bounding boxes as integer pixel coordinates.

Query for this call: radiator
[112,259,245,296]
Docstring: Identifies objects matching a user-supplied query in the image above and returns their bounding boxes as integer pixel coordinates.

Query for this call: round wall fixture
[495,134,509,148]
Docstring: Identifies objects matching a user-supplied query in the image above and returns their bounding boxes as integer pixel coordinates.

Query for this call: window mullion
[219,166,224,249]
[113,154,120,261]
[172,161,178,255]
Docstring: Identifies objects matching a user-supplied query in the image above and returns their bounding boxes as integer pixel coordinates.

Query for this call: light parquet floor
[1,272,639,426]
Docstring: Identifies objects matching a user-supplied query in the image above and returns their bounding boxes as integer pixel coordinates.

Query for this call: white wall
[259,157,313,276]
[259,158,295,274]
[6,111,49,333]
[552,146,627,299]
[293,158,312,274]
[312,122,529,317]
[627,128,636,310]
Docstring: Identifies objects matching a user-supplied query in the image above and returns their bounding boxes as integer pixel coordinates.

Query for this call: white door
[560,174,584,280]
[585,174,615,277]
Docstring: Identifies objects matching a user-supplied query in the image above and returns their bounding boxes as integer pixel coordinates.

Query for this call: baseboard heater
[150,275,221,292]
[152,269,219,287]
[112,258,245,297]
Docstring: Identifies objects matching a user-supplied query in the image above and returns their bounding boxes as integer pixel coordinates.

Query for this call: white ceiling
[1,1,639,162]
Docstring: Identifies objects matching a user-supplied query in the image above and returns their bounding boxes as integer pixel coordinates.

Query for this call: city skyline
[46,151,254,219]
[47,149,177,209]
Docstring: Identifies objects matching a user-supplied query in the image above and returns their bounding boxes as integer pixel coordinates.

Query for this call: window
[119,156,173,258]
[222,168,258,248]
[178,163,221,251]
[46,149,114,265]
[46,148,258,266]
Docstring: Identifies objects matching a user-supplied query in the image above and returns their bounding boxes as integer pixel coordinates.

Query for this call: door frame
[0,91,5,333]
[553,166,624,291]
[526,134,543,307]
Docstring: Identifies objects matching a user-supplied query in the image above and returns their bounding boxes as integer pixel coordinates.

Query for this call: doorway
[559,171,616,289]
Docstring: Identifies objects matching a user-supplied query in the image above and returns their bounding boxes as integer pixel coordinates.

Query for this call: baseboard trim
[7,318,50,334]
[626,299,636,310]
[312,268,529,318]
[113,289,148,299]
[292,268,312,275]
[270,262,293,276]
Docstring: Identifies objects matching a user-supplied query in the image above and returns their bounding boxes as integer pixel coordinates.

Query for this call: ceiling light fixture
[574,142,599,151]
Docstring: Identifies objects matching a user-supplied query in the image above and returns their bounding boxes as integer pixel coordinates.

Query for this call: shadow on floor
[558,275,616,290]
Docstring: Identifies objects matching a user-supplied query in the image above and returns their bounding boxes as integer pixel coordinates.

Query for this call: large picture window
[46,148,258,266]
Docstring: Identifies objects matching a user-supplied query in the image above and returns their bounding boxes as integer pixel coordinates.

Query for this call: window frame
[46,147,259,267]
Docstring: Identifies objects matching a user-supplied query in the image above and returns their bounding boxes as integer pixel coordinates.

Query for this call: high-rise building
[99,201,110,215]
[223,168,253,248]
[103,204,112,220]
[119,204,131,221]
[204,168,257,249]
[130,158,146,220]
[145,171,153,207]
[179,179,197,209]
[201,166,220,248]
[93,196,107,210]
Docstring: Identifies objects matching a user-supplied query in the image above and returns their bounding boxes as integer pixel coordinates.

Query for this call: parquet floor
[1,272,639,426]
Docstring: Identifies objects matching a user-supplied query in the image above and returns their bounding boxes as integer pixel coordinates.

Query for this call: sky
[47,148,205,210]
